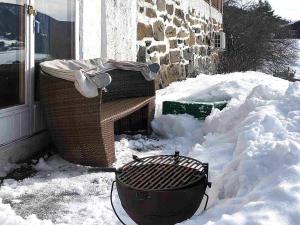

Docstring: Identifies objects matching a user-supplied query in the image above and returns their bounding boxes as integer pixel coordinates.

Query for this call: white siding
[0,106,30,146]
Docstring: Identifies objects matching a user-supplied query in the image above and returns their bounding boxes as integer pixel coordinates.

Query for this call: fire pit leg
[110,181,127,225]
[203,193,209,212]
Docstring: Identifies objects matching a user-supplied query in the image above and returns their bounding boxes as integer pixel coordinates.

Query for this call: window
[214,32,226,50]
[0,0,25,109]
[34,0,76,100]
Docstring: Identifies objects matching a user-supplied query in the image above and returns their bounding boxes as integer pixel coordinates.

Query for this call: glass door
[0,0,76,145]
[0,0,31,146]
[0,0,26,109]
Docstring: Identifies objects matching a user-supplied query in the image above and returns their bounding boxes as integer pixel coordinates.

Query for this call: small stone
[169,51,181,63]
[167,63,186,81]
[186,61,199,78]
[193,46,200,55]
[145,41,152,47]
[183,22,189,30]
[173,17,182,27]
[160,54,170,65]
[193,27,201,34]
[183,48,193,60]
[165,26,176,38]
[189,32,196,46]
[196,35,204,45]
[150,55,159,63]
[145,0,154,5]
[186,14,195,25]
[200,47,206,56]
[139,7,145,14]
[153,20,165,41]
[160,14,169,22]
[166,4,174,15]
[186,14,190,21]
[206,36,211,45]
[137,46,147,63]
[146,8,157,18]
[175,8,184,20]
[194,19,201,25]
[184,38,189,46]
[177,30,189,38]
[169,40,178,49]
[207,46,212,56]
[160,63,186,86]
[157,0,166,11]
[148,45,167,54]
[137,23,153,40]
[177,39,184,44]
[158,65,168,88]
[203,24,208,33]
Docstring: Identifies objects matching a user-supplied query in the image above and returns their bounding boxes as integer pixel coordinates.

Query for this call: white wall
[105,0,138,61]
[79,0,138,61]
[79,0,102,60]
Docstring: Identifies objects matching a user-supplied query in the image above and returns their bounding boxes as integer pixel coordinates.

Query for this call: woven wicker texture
[40,70,155,167]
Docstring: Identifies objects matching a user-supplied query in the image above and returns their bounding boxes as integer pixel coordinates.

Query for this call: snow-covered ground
[1,72,300,225]
[292,39,300,80]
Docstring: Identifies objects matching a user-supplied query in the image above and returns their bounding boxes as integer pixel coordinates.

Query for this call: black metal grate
[116,152,208,191]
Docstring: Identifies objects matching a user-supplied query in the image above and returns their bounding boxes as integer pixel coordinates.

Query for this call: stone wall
[137,0,223,87]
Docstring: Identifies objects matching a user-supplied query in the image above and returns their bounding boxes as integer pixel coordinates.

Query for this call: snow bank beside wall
[1,72,299,225]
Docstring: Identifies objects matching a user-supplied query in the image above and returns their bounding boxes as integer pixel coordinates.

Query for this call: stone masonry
[137,0,223,87]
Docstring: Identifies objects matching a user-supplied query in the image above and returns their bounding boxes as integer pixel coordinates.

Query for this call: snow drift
[0,72,299,225]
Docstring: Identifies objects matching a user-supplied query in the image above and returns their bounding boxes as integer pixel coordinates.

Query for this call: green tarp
[162,100,228,120]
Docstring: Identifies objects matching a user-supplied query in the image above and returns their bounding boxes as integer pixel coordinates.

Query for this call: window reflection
[0,0,25,109]
[0,0,76,106]
[34,0,76,101]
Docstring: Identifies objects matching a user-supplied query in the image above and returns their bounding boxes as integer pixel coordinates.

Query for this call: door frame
[0,0,32,113]
[28,0,35,135]
[0,0,32,146]
[0,0,79,146]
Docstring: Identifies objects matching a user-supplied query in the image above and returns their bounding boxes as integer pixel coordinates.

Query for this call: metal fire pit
[110,152,212,225]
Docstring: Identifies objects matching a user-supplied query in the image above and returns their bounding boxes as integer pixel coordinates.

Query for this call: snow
[0,72,300,225]
[292,40,300,80]
[0,50,24,64]
[0,50,49,64]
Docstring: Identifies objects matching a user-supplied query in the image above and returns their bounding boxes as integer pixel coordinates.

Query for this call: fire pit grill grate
[116,153,208,191]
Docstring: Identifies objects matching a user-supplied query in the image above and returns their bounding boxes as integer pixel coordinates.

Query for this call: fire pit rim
[115,153,209,192]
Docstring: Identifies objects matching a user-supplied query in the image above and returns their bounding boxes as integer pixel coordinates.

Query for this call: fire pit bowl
[111,152,211,225]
